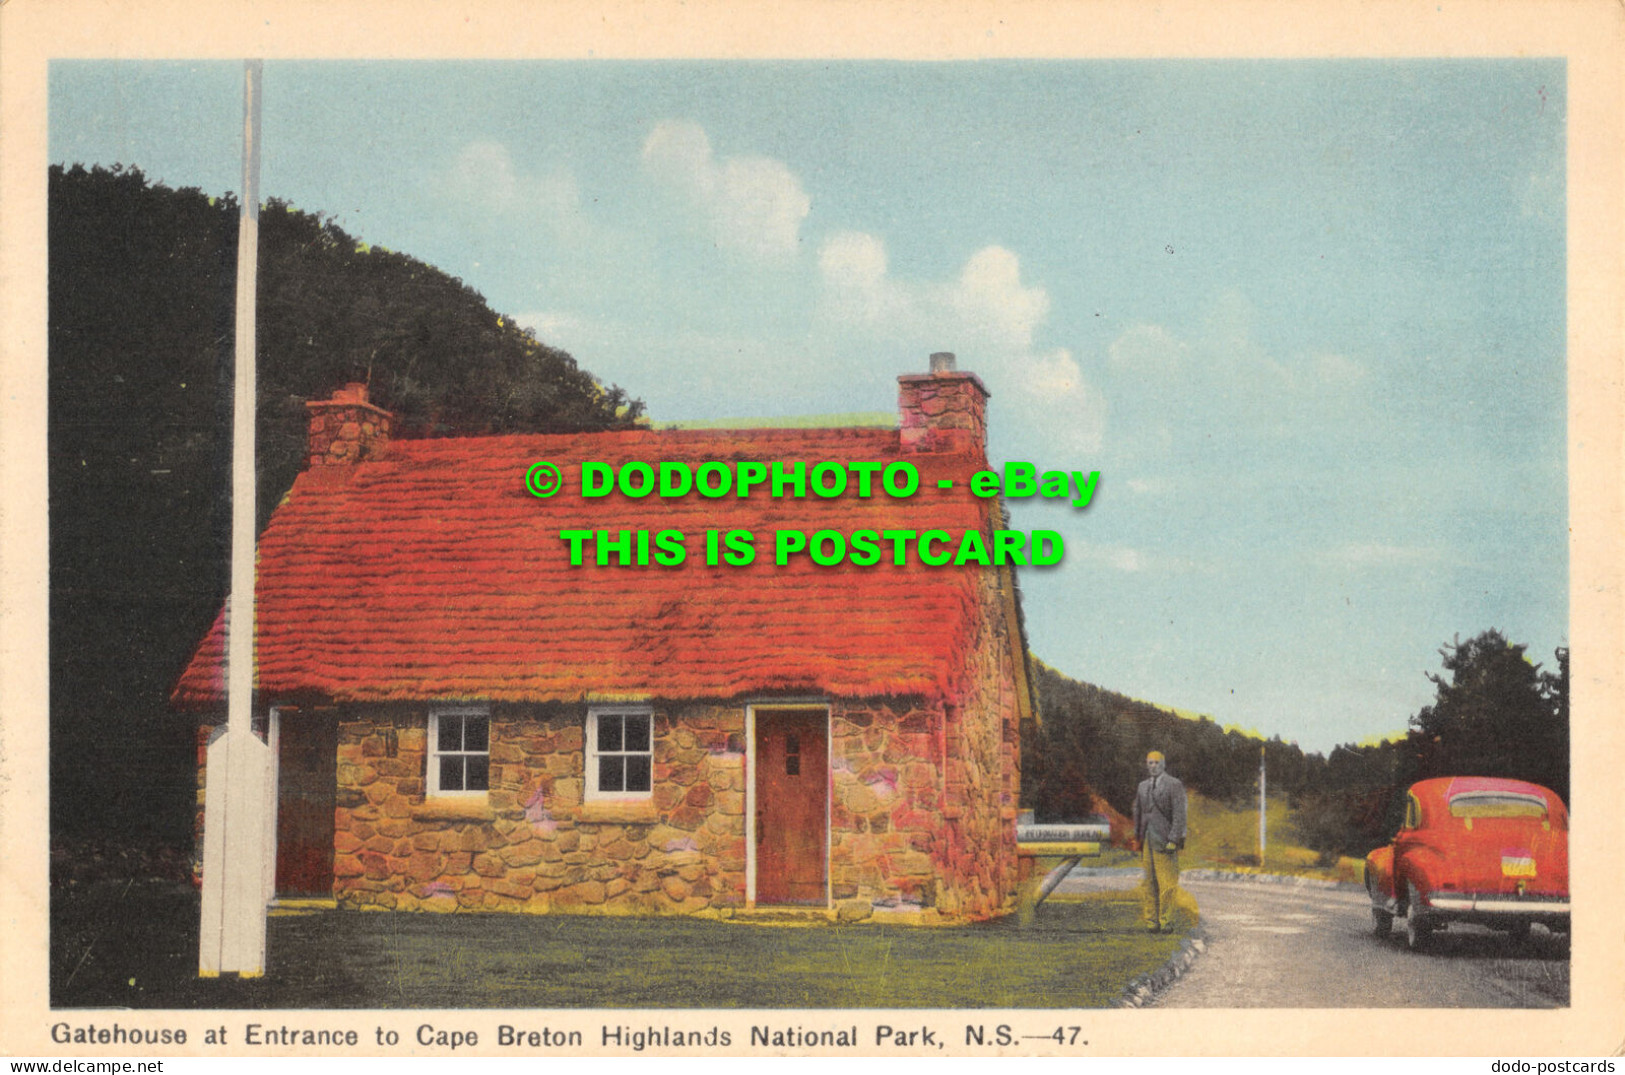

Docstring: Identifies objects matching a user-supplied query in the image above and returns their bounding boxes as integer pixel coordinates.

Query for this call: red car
[1364,776,1569,950]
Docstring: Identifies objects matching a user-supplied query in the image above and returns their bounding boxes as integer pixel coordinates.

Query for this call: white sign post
[1016,820,1109,909]
[1258,745,1267,867]
[198,60,274,978]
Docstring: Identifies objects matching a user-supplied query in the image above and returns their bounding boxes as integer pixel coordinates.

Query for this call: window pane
[439,754,465,792]
[465,755,489,791]
[599,754,624,792]
[624,714,650,752]
[463,716,489,753]
[786,754,800,776]
[597,715,622,753]
[438,716,461,753]
[1449,793,1546,819]
[625,753,651,792]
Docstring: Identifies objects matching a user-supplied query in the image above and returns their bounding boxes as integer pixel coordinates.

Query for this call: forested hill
[49,163,644,843]
[1024,630,1568,860]
[1022,660,1315,823]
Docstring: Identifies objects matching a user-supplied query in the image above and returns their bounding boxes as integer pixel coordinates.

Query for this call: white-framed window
[428,706,490,797]
[586,706,653,800]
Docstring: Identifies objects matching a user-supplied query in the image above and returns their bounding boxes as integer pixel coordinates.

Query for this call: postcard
[1,0,1621,1059]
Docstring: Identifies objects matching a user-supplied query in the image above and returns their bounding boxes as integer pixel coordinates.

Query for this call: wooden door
[754,710,828,905]
[274,713,337,897]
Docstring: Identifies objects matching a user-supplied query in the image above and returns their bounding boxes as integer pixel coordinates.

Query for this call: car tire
[1366,874,1393,935]
[1404,882,1433,952]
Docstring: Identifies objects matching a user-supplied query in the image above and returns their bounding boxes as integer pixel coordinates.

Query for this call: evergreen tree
[1023,660,1315,822]
[1410,630,1568,802]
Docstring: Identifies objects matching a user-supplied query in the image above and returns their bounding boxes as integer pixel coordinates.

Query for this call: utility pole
[1257,745,1267,867]
[198,60,275,978]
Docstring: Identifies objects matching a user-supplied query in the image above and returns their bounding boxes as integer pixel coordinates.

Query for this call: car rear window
[1447,791,1548,819]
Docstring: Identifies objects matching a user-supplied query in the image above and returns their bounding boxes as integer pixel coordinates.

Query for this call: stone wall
[194,635,1023,922]
[333,703,746,913]
[196,704,748,915]
[897,370,989,454]
[827,700,947,921]
[930,561,1024,920]
[304,383,392,467]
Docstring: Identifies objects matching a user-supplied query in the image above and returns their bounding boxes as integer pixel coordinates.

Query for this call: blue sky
[51,60,1568,753]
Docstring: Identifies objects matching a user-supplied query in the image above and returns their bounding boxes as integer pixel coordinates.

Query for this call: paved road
[1064,873,1569,1008]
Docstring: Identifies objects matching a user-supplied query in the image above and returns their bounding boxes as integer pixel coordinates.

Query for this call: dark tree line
[1022,660,1309,820]
[50,164,643,847]
[1025,629,1569,859]
[1291,631,1568,856]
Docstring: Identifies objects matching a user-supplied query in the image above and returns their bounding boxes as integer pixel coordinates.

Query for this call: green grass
[53,881,1185,1010]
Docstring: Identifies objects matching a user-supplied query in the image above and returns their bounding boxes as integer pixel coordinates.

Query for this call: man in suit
[1132,750,1188,932]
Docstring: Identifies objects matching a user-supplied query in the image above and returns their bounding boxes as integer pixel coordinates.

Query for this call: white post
[1257,745,1267,867]
[199,59,274,978]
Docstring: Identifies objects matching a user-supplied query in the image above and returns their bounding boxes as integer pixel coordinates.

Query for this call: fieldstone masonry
[196,622,1022,922]
[334,704,747,914]
[305,382,392,466]
[194,553,1024,924]
[897,369,989,454]
[189,355,1029,925]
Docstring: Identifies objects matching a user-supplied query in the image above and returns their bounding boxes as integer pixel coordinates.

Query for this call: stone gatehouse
[178,355,1034,922]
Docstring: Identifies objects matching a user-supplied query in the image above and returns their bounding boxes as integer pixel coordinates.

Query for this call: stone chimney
[897,352,989,454]
[305,383,393,466]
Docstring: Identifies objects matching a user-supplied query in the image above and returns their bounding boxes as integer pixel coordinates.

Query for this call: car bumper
[1423,893,1569,929]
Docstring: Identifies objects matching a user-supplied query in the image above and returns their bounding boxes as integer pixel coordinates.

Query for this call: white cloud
[435,140,582,232]
[1101,296,1374,462]
[1108,323,1187,376]
[949,246,1050,353]
[814,231,1104,452]
[640,121,711,190]
[641,120,810,262]
[446,141,520,210]
[1014,347,1106,453]
[818,230,897,323]
[1024,348,1084,396]
[817,239,1050,355]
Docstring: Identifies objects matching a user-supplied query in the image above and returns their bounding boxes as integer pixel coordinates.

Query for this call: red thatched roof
[172,426,1023,710]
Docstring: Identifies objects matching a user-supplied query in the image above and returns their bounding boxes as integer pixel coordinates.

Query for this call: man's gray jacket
[1133,773,1188,849]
